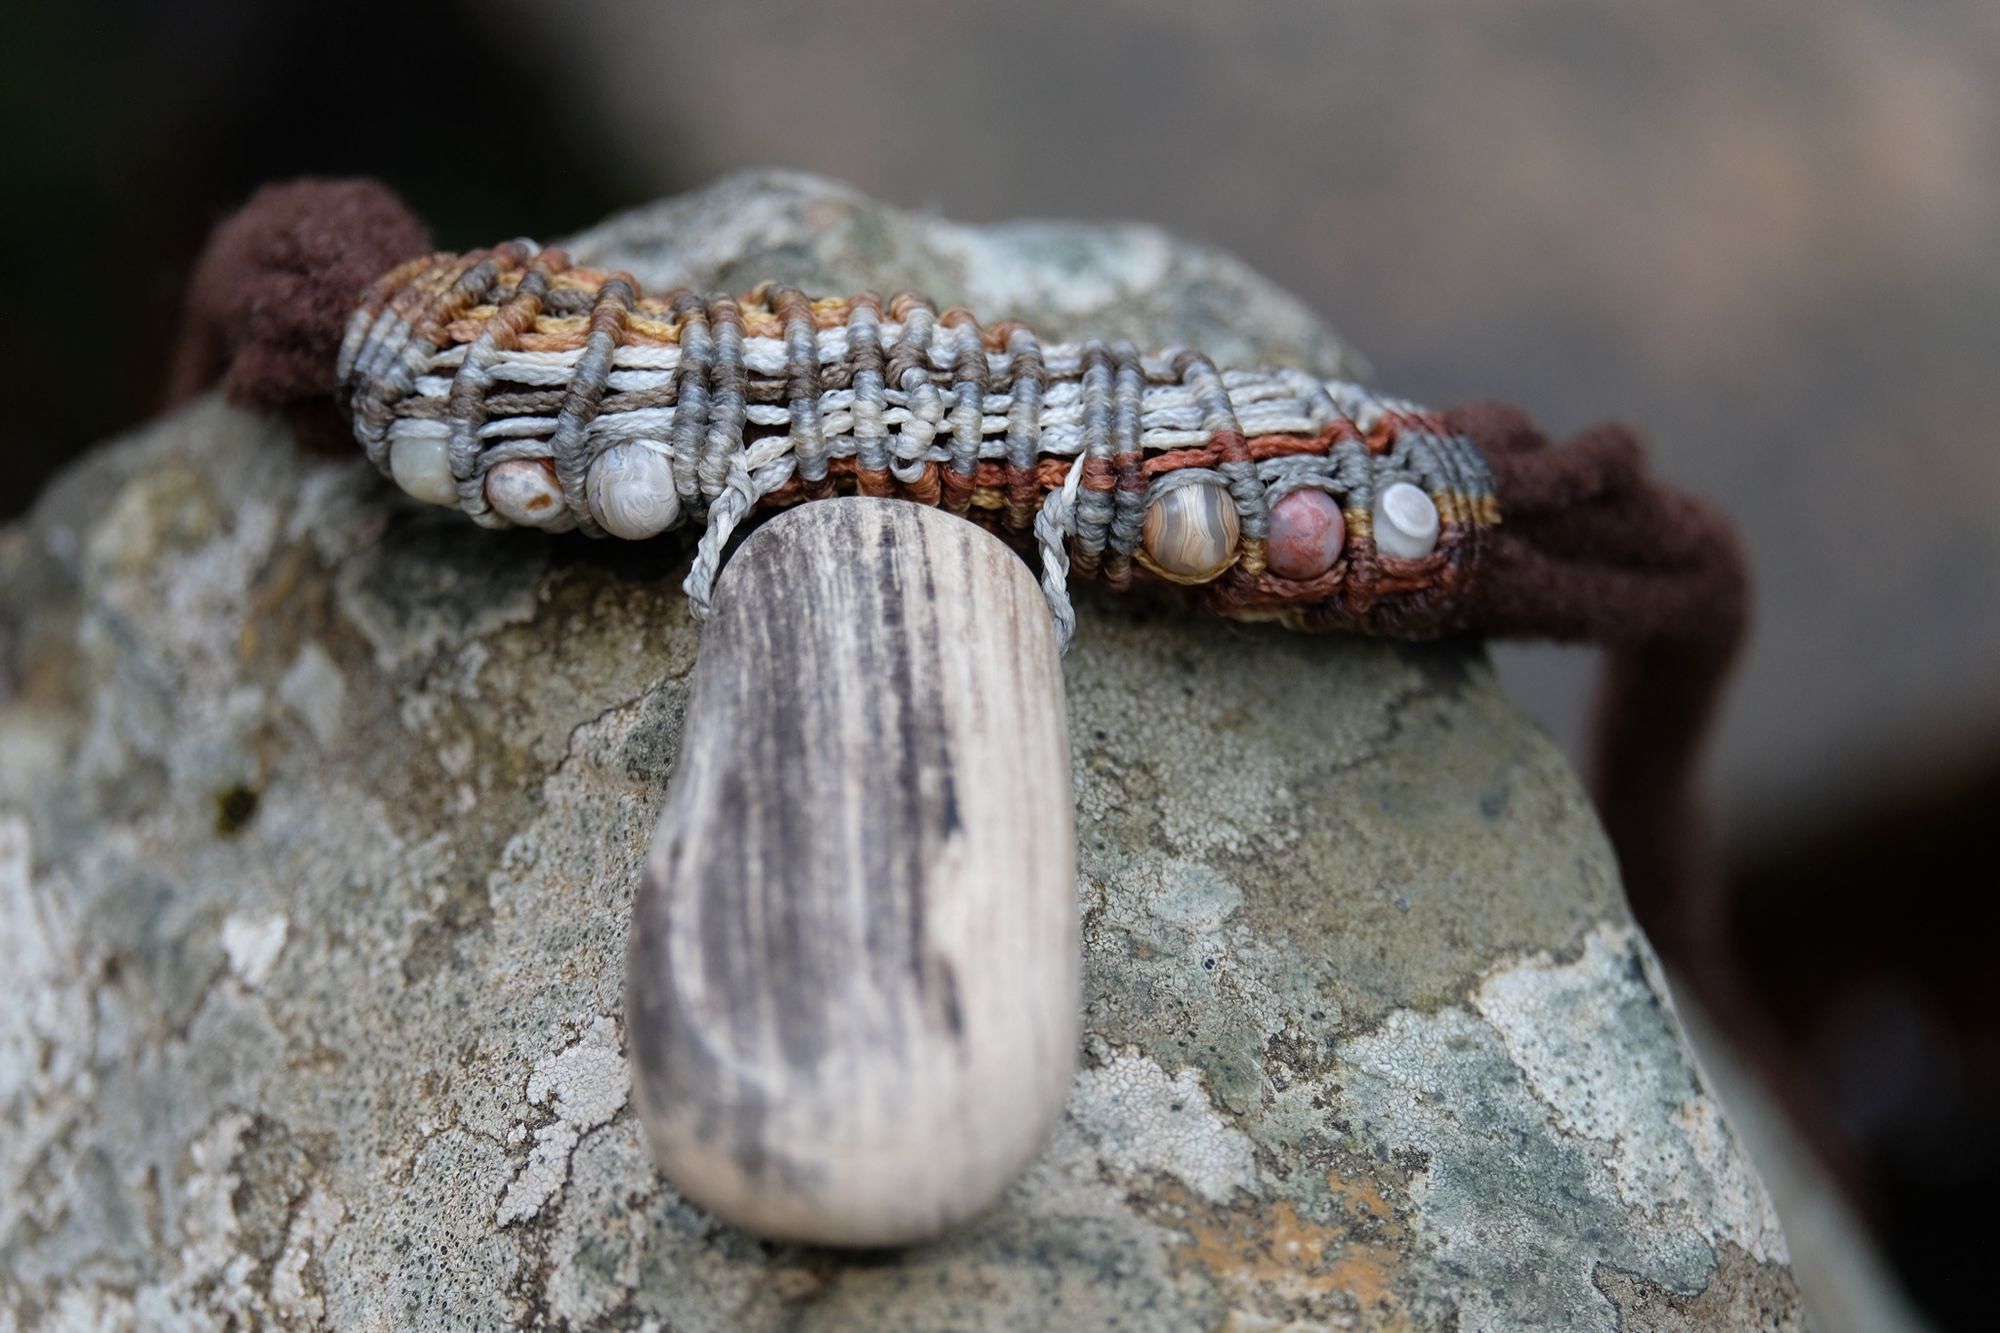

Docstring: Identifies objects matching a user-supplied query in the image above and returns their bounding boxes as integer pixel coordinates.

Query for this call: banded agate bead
[1266,489,1346,580]
[1142,479,1240,581]
[587,442,681,539]
[485,459,568,528]
[1373,482,1439,560]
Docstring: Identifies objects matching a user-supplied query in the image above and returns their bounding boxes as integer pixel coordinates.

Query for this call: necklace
[180,178,1747,1247]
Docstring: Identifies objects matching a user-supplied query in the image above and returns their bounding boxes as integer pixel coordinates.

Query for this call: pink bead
[1266,489,1346,580]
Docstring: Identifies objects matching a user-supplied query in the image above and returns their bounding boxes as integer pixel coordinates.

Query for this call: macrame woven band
[337,243,1497,639]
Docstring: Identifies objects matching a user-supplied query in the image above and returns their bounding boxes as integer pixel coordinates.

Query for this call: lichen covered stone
[0,170,1797,1330]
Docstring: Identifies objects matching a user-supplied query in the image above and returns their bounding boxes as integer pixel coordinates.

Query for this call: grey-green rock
[0,171,1797,1330]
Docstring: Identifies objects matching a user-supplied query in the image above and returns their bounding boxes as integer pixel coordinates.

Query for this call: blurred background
[4,2,1994,1325]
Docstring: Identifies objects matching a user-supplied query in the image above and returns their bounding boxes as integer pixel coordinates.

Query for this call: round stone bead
[1373,482,1440,560]
[1266,488,1346,580]
[484,458,569,528]
[1141,479,1240,581]
[587,442,682,540]
[388,435,459,507]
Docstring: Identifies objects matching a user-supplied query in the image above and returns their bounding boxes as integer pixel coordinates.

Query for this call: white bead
[388,436,459,507]
[485,459,569,528]
[587,443,682,540]
[1373,482,1440,560]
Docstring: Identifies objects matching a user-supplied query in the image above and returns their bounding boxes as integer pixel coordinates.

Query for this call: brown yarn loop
[171,178,431,436]
[1446,401,1749,956]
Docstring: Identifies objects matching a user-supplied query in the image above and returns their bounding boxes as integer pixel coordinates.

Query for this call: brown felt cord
[1445,402,1749,964]
[171,179,431,449]
[174,183,1750,968]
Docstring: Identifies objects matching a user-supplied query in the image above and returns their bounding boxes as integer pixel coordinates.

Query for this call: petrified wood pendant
[626,497,1080,1247]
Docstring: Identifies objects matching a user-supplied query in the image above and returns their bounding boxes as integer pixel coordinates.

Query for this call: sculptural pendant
[624,497,1080,1247]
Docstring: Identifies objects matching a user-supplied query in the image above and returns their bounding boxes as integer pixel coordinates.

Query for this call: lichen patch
[1473,924,1788,1265]
[220,913,288,990]
[1070,1042,1260,1203]
[496,1017,630,1226]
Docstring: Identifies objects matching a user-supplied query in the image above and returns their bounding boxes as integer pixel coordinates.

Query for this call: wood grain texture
[626,497,1079,1247]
